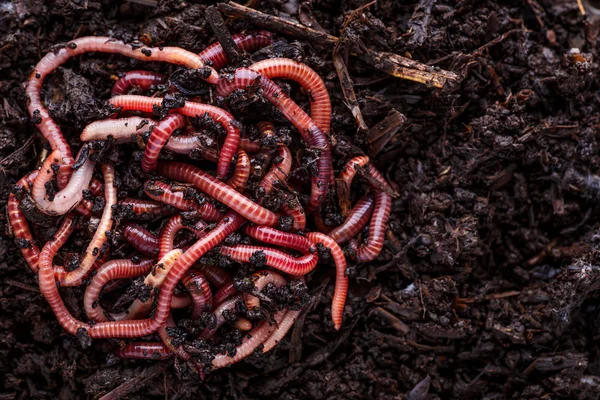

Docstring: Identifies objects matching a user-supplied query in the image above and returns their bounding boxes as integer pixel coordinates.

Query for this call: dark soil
[2,0,600,398]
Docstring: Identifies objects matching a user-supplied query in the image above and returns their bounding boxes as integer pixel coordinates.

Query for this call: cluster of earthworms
[7,32,393,372]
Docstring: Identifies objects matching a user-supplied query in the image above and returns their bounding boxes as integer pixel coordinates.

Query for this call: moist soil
[2,0,600,399]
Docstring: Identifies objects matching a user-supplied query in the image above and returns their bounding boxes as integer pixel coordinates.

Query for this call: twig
[217,1,338,45]
[408,0,436,47]
[205,6,246,64]
[370,307,410,334]
[99,364,167,400]
[577,0,586,15]
[217,1,458,90]
[333,39,369,132]
[6,279,40,293]
[0,135,34,168]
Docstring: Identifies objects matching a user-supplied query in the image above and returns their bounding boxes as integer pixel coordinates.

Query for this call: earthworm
[40,216,77,283]
[226,150,250,191]
[144,180,222,222]
[258,145,292,195]
[244,225,314,254]
[118,342,172,360]
[31,149,95,215]
[109,95,240,180]
[244,270,287,310]
[216,68,332,211]
[219,245,318,276]
[213,281,238,305]
[328,196,375,244]
[281,194,307,231]
[81,117,154,143]
[142,113,186,172]
[261,309,301,353]
[306,232,348,330]
[156,161,279,227]
[352,191,392,262]
[158,214,207,259]
[7,171,40,272]
[249,58,331,133]
[201,265,232,288]
[199,31,273,70]
[56,164,117,286]
[182,269,213,318]
[339,157,392,262]
[118,198,171,219]
[234,318,253,331]
[211,310,286,369]
[112,70,166,95]
[121,223,159,256]
[199,294,244,339]
[27,36,218,187]
[83,259,154,322]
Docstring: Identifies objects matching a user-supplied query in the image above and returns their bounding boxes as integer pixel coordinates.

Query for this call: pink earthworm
[118,198,171,219]
[244,270,287,310]
[211,310,286,369]
[109,95,240,180]
[261,309,301,353]
[142,113,186,172]
[226,150,250,191]
[249,58,331,133]
[143,180,223,223]
[7,171,40,272]
[199,294,244,339]
[306,232,348,330]
[213,281,238,305]
[118,342,172,360]
[112,70,166,95]
[158,214,207,259]
[327,196,375,244]
[199,31,273,70]
[156,161,279,227]
[27,36,218,187]
[216,68,332,211]
[201,265,232,289]
[219,245,318,276]
[244,225,314,254]
[53,164,117,286]
[31,149,95,215]
[182,269,213,319]
[258,145,292,195]
[121,223,159,257]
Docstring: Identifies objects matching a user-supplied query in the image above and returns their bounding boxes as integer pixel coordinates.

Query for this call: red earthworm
[83,259,154,322]
[7,171,40,272]
[261,309,301,353]
[312,211,333,234]
[338,155,369,191]
[118,342,172,360]
[27,37,218,187]
[31,149,95,215]
[216,68,332,211]
[244,225,314,254]
[55,164,117,286]
[352,191,392,262]
[239,138,262,153]
[281,194,307,231]
[109,95,240,180]
[171,295,191,309]
[119,198,171,219]
[258,145,292,195]
[156,161,279,226]
[38,216,77,282]
[250,58,331,133]
[199,31,273,70]
[144,180,223,223]
[238,121,276,153]
[211,310,286,369]
[165,134,220,161]
[306,232,348,330]
[201,265,232,289]
[226,150,250,191]
[142,113,186,172]
[328,196,375,244]
[213,281,238,305]
[112,70,166,95]
[159,214,207,259]
[199,294,244,339]
[220,245,318,276]
[121,223,159,257]
[244,270,287,310]
[181,269,212,319]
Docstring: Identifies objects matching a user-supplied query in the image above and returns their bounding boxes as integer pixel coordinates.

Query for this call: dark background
[1,0,600,398]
